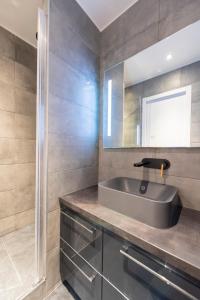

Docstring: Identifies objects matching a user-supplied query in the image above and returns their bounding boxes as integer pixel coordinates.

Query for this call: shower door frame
[15,4,49,300]
[35,6,48,285]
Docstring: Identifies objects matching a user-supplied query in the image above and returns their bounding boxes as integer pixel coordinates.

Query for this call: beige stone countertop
[60,186,200,281]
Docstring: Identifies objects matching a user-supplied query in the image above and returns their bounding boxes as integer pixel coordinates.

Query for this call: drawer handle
[61,211,96,235]
[60,248,97,283]
[120,249,198,300]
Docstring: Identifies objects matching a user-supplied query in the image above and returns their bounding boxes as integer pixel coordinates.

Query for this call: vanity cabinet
[60,204,102,272]
[60,206,200,300]
[60,205,102,300]
[103,230,200,300]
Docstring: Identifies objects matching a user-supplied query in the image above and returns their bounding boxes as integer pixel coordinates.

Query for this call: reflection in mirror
[103,20,200,148]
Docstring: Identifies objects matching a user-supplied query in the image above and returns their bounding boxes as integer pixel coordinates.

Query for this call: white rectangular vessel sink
[98,177,181,228]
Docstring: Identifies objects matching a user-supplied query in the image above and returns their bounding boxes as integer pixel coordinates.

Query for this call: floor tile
[0,225,36,299]
[47,284,75,300]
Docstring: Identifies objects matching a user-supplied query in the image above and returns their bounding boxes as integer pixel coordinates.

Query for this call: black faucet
[134,158,170,170]
[134,161,150,167]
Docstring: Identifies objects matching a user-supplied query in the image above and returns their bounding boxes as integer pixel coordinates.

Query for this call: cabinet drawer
[60,242,102,300]
[103,230,200,300]
[60,207,102,272]
[102,279,128,300]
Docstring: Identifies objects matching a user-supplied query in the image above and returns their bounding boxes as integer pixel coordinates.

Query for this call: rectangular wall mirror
[103,20,200,148]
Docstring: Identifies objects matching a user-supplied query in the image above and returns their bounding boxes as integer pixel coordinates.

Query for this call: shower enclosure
[0,4,47,300]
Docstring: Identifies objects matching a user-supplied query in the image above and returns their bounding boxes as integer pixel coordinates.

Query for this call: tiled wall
[0,26,36,236]
[99,0,200,211]
[46,0,100,294]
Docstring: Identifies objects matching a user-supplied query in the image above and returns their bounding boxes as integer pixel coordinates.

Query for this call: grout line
[44,281,62,299]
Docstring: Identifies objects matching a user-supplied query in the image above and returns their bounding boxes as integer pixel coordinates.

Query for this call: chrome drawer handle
[120,249,198,300]
[60,248,97,283]
[61,211,96,235]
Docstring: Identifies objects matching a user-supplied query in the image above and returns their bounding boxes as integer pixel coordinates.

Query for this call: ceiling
[0,0,43,47]
[124,20,200,87]
[75,0,138,31]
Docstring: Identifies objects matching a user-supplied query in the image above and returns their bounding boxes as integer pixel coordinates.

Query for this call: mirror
[103,20,200,148]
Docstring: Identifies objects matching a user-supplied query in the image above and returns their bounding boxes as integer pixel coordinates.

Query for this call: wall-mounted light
[107,80,112,137]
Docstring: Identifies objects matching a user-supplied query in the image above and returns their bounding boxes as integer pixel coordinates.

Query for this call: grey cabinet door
[60,244,102,300]
[60,206,102,272]
[103,230,200,300]
[102,279,127,300]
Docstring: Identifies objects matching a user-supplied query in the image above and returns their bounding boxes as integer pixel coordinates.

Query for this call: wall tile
[159,0,200,40]
[103,23,158,69]
[0,138,16,164]
[15,209,35,230]
[14,114,36,139]
[52,21,99,80]
[14,185,35,214]
[47,209,60,252]
[50,0,100,55]
[15,163,35,190]
[102,0,159,55]
[0,190,15,219]
[15,37,37,72]
[47,166,98,212]
[15,62,36,92]
[0,57,14,84]
[0,164,16,191]
[0,215,15,236]
[48,133,97,173]
[0,81,15,112]
[0,26,15,60]
[49,54,99,112]
[46,247,60,294]
[14,88,36,116]
[15,139,36,164]
[0,110,15,138]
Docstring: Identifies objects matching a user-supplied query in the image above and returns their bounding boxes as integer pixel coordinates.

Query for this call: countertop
[60,186,200,281]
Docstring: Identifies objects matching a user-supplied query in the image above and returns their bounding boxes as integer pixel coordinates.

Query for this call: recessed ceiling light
[166,53,173,61]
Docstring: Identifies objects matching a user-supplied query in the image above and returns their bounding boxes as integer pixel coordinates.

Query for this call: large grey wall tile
[14,88,36,116]
[14,114,36,139]
[49,54,99,112]
[15,62,36,92]
[0,26,15,60]
[102,0,159,55]
[103,23,158,69]
[0,165,16,191]
[47,209,60,252]
[50,0,100,55]
[0,81,15,112]
[0,190,15,219]
[0,110,15,138]
[0,138,16,164]
[159,0,200,40]
[15,37,37,72]
[15,139,36,164]
[0,57,14,84]
[46,247,60,294]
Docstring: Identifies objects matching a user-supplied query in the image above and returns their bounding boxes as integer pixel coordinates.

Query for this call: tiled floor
[47,284,75,300]
[0,224,36,300]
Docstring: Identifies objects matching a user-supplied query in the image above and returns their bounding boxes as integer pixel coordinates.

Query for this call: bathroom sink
[98,177,181,228]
